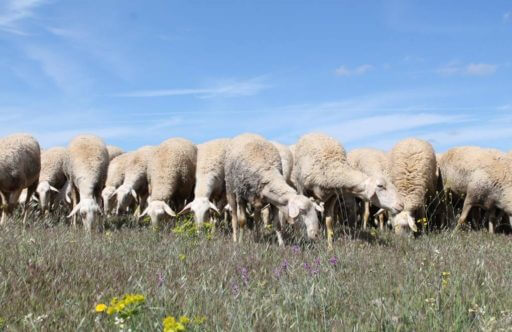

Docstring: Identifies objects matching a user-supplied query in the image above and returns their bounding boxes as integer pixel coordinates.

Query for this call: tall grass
[0,214,511,331]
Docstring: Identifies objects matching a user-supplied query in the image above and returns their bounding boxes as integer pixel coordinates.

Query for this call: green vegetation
[0,214,511,331]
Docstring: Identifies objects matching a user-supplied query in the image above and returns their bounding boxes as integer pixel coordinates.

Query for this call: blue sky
[0,0,511,152]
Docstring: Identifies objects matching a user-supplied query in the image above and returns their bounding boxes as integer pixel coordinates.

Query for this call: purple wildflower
[240,267,249,286]
[292,245,301,254]
[157,271,165,287]
[329,256,338,266]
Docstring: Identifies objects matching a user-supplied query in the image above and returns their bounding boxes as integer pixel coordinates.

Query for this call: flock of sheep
[2,132,512,246]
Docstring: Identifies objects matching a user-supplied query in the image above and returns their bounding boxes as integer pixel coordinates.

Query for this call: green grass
[0,215,511,331]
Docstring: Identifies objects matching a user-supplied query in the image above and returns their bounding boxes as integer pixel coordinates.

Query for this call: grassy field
[0,215,511,331]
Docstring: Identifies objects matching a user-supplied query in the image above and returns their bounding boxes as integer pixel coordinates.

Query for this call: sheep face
[68,198,102,232]
[391,210,418,235]
[140,200,176,228]
[36,181,59,213]
[179,197,220,225]
[287,195,320,240]
[115,185,138,215]
[101,186,116,215]
[366,177,403,214]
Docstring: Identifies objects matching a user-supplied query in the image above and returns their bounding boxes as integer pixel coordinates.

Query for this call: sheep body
[439,146,512,231]
[102,152,133,214]
[107,145,124,161]
[0,134,41,224]
[389,138,437,233]
[65,135,109,232]
[180,138,230,224]
[225,133,319,244]
[271,141,293,185]
[141,138,196,226]
[37,147,68,212]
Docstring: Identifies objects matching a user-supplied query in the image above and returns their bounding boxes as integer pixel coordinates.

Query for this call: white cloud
[437,62,497,76]
[113,77,269,98]
[335,64,373,77]
[0,0,46,34]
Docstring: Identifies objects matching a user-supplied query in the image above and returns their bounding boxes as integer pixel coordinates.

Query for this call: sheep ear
[365,178,377,199]
[67,203,81,218]
[374,208,386,217]
[209,201,220,214]
[408,215,418,232]
[139,207,149,219]
[131,189,138,202]
[178,202,193,216]
[288,200,300,219]
[164,203,176,217]
[32,196,40,203]
[314,202,324,213]
[108,190,117,200]
[50,186,60,193]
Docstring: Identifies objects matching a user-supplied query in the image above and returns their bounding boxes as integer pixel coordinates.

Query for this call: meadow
[0,213,511,331]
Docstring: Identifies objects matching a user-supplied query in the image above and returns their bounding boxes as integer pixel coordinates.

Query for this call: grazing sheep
[389,138,437,234]
[0,134,41,225]
[101,152,133,215]
[37,147,68,214]
[348,148,397,230]
[115,146,155,215]
[65,135,109,233]
[439,146,512,233]
[179,139,230,225]
[107,145,124,161]
[225,133,320,245]
[293,133,403,246]
[140,139,196,228]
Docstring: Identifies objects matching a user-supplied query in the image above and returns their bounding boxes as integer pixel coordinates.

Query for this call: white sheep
[389,138,437,234]
[115,146,155,215]
[225,133,320,245]
[36,147,68,213]
[101,152,133,215]
[107,145,124,161]
[439,146,512,233]
[178,139,230,225]
[292,133,403,246]
[65,135,109,233]
[0,133,41,225]
[348,147,397,230]
[139,139,196,228]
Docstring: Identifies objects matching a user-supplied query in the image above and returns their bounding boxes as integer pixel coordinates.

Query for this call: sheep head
[391,210,418,234]
[287,195,320,240]
[36,181,59,213]
[67,198,102,232]
[101,186,116,215]
[115,184,138,215]
[139,200,176,227]
[363,176,403,214]
[178,197,219,225]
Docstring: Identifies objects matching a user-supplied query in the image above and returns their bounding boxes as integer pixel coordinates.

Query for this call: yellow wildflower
[163,316,186,332]
[95,303,107,313]
[193,316,206,325]
[179,316,190,325]
[178,254,186,262]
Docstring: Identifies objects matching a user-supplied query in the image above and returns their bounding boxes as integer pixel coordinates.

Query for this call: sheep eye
[377,184,385,189]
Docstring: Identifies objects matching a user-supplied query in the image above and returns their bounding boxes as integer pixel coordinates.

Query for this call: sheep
[389,138,437,234]
[439,146,512,233]
[107,145,124,161]
[292,133,403,246]
[65,135,109,233]
[101,152,133,215]
[36,147,68,214]
[0,134,41,225]
[225,133,321,245]
[178,139,230,226]
[347,148,397,230]
[115,146,156,215]
[139,139,196,228]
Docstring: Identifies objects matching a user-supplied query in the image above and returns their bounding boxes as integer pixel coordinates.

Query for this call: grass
[0,214,512,331]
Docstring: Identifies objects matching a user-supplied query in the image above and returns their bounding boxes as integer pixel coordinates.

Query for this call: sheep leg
[227,192,238,242]
[363,201,370,230]
[455,195,474,230]
[379,212,385,231]
[0,191,7,225]
[23,182,38,226]
[487,208,496,234]
[237,200,248,243]
[252,202,263,242]
[71,186,79,227]
[261,206,270,230]
[271,205,284,246]
[325,197,337,250]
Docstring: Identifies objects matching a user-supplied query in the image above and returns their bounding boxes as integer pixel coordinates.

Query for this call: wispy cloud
[0,0,46,34]
[437,62,497,76]
[113,77,269,98]
[334,64,373,77]
[23,45,93,93]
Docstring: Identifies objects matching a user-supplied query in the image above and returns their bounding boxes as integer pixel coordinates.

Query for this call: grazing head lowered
[36,181,60,213]
[179,197,220,225]
[139,200,176,227]
[68,198,102,232]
